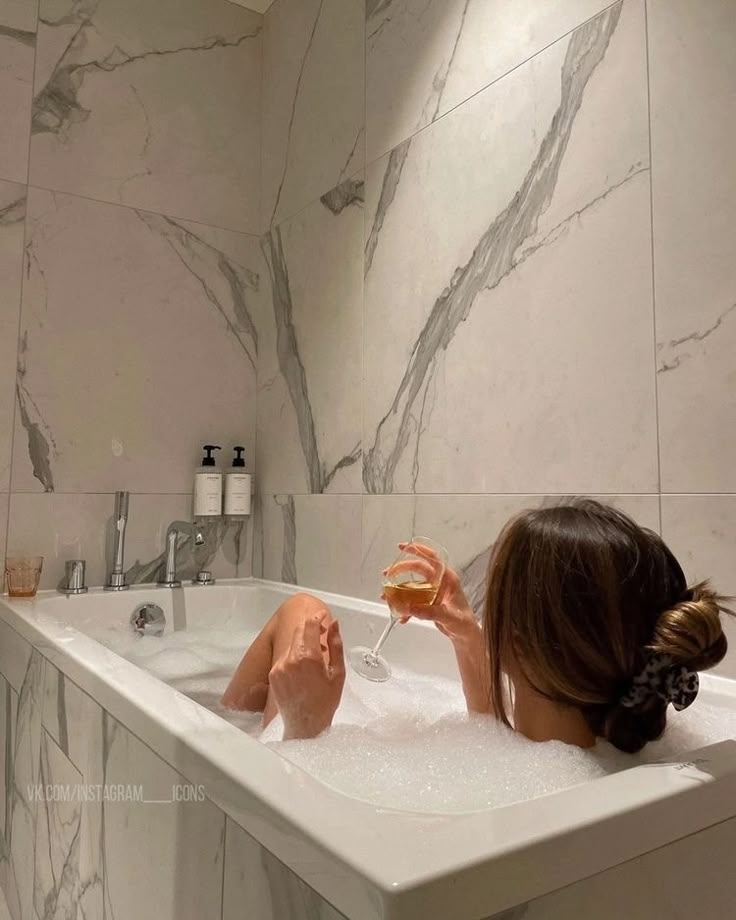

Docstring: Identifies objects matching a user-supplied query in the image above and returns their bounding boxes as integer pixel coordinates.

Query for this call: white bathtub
[1,579,736,920]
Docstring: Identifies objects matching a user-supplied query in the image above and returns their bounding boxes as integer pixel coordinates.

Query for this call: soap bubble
[87,620,736,814]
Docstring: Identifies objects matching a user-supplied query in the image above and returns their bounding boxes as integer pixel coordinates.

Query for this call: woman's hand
[385,542,490,714]
[268,616,346,740]
[385,542,479,648]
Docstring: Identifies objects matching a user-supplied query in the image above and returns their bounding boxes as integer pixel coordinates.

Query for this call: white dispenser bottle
[224,446,251,518]
[193,445,223,518]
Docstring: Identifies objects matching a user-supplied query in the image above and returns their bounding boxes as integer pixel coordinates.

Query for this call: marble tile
[0,618,32,694]
[0,877,10,920]
[0,0,37,33]
[42,661,100,769]
[661,496,736,679]
[0,181,25,492]
[33,730,83,920]
[259,494,362,596]
[366,0,614,163]
[519,816,736,919]
[649,0,736,492]
[11,189,259,495]
[363,0,658,495]
[101,711,225,920]
[228,0,273,13]
[41,666,104,920]
[0,17,35,184]
[258,177,363,494]
[660,496,736,595]
[223,817,347,920]
[361,494,661,609]
[261,0,364,226]
[7,492,253,590]
[29,0,262,232]
[0,675,15,853]
[0,649,44,920]
[0,494,7,574]
[0,682,18,914]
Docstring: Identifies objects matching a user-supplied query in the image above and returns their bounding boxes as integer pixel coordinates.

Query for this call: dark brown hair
[483,499,731,753]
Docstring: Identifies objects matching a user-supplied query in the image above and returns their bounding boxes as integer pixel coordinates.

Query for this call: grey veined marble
[0,19,35,184]
[0,181,26,493]
[0,650,44,920]
[12,189,262,495]
[363,0,658,495]
[29,0,262,232]
[262,0,364,226]
[258,176,364,495]
[649,0,736,492]
[366,0,614,162]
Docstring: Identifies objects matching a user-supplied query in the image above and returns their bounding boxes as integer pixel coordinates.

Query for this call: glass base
[349,645,392,682]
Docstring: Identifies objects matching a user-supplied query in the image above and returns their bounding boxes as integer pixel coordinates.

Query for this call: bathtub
[1,579,736,920]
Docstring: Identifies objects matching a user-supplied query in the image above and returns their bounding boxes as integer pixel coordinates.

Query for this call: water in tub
[87,615,736,814]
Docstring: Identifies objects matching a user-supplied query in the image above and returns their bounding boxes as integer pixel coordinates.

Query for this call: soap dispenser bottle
[193,445,223,518]
[224,446,251,518]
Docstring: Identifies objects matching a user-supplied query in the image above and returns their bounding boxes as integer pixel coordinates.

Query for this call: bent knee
[279,592,332,623]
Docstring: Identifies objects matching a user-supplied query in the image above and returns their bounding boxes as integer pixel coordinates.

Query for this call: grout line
[24,180,263,241]
[252,5,265,581]
[8,490,734,497]
[258,2,266,234]
[218,491,670,498]
[4,0,42,559]
[363,0,623,170]
[219,813,228,920]
[267,0,623,239]
[643,0,664,535]
[0,172,29,189]
[360,0,368,586]
[5,491,198,496]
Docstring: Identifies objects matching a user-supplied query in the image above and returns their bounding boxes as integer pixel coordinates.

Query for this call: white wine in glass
[350,536,448,682]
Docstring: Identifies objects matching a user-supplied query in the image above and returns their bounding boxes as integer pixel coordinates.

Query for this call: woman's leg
[221,593,333,727]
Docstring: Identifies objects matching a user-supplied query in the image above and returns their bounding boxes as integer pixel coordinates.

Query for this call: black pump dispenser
[201,445,221,467]
[232,446,246,468]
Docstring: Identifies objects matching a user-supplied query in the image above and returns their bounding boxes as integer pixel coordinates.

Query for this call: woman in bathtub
[222,499,731,752]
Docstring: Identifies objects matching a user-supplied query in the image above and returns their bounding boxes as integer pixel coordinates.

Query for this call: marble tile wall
[261,0,364,227]
[256,0,736,678]
[0,0,264,590]
[0,619,345,920]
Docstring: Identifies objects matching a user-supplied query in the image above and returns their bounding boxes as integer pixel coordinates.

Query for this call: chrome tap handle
[112,491,129,573]
[60,559,88,595]
[157,521,205,589]
[105,490,130,591]
[159,530,181,588]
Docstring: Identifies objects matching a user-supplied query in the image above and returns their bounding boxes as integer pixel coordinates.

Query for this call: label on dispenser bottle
[194,472,222,517]
[224,473,251,516]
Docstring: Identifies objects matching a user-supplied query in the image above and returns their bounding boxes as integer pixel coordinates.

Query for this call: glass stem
[370,615,399,659]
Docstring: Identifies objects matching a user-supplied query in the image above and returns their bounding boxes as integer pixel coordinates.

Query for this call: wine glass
[349,536,448,682]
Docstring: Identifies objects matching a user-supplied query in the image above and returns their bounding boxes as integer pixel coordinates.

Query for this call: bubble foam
[86,622,736,814]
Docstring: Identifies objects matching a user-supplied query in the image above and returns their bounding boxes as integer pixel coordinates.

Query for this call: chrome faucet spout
[158,521,206,588]
[105,491,130,591]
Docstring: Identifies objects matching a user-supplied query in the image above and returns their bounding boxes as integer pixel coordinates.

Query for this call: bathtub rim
[1,577,736,920]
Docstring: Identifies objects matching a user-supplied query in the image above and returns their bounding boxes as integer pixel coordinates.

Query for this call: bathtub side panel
[0,636,43,920]
[223,816,348,920]
[0,632,231,920]
[101,709,226,920]
[491,815,736,919]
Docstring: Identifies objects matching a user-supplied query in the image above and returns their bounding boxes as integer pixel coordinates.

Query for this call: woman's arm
[451,624,491,714]
[386,542,493,715]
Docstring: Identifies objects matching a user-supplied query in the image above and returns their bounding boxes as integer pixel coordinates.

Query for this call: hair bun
[648,581,729,672]
[602,696,667,754]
